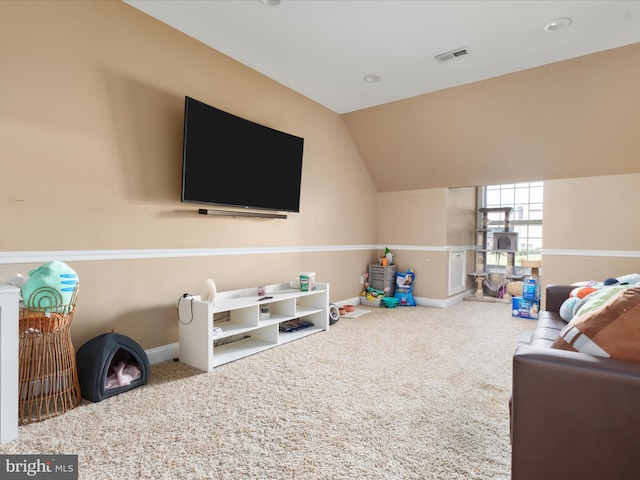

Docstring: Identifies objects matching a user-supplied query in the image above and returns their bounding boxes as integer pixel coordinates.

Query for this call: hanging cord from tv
[177,294,194,325]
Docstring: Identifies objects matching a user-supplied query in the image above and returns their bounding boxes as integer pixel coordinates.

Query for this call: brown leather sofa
[511,284,640,480]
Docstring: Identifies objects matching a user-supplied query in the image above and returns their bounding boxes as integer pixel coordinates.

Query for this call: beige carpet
[1,301,535,480]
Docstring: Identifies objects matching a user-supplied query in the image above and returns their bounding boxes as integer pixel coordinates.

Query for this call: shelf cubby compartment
[277,310,326,344]
[295,291,326,312]
[213,304,259,335]
[263,298,296,322]
[212,324,278,367]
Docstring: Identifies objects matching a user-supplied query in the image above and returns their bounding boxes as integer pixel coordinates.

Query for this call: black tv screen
[181,96,304,212]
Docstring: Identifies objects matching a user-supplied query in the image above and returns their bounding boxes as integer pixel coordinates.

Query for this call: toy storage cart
[368,264,397,296]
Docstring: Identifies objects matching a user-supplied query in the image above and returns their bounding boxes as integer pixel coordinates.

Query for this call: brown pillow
[551,287,640,362]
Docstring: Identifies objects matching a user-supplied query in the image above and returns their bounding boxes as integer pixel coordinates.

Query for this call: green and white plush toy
[21,261,79,312]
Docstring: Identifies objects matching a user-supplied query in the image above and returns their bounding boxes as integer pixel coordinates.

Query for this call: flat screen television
[181,96,304,213]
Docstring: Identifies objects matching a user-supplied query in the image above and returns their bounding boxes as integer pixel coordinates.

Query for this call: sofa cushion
[536,312,567,331]
[551,287,640,362]
[529,311,566,347]
[574,285,630,317]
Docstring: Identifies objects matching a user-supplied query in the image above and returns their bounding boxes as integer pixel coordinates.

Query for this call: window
[480,182,543,269]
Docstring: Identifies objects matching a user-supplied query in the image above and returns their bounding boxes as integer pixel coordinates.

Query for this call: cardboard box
[512,296,540,319]
[522,278,540,300]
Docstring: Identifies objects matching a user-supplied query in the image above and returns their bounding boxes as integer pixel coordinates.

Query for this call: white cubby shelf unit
[178,282,329,372]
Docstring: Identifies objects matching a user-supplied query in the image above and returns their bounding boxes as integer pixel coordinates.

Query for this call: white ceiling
[125,0,640,114]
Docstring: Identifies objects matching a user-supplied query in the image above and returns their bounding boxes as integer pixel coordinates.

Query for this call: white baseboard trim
[145,342,179,365]
[335,297,364,307]
[335,290,472,311]
[416,289,474,308]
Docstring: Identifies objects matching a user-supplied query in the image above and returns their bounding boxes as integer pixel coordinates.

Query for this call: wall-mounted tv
[181,96,304,213]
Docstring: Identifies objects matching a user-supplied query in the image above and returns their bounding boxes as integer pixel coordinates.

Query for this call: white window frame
[478,182,543,271]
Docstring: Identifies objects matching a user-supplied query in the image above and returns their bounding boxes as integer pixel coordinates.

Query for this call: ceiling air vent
[435,47,469,64]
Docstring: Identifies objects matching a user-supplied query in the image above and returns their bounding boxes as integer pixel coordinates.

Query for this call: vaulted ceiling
[125,1,640,190]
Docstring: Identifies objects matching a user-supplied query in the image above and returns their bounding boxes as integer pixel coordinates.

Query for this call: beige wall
[543,173,640,252]
[356,43,640,302]
[376,187,476,300]
[355,44,640,303]
[377,189,448,245]
[446,187,476,246]
[344,43,640,192]
[446,187,477,295]
[2,2,639,352]
[407,173,640,304]
[0,1,378,349]
[376,188,447,298]
[542,173,640,294]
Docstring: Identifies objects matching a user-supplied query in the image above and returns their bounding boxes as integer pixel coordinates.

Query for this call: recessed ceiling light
[544,17,572,32]
[364,74,381,83]
[259,0,281,6]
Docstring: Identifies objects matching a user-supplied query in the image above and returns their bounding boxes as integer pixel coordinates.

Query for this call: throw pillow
[570,286,598,299]
[574,285,629,317]
[551,287,640,362]
[559,296,581,322]
[617,273,640,286]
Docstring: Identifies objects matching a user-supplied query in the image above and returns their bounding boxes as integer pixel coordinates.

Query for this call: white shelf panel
[212,321,256,340]
[294,306,323,317]
[258,313,291,326]
[208,287,318,313]
[212,337,275,366]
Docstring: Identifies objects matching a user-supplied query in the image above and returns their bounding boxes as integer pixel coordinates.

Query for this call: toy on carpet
[359,285,386,303]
